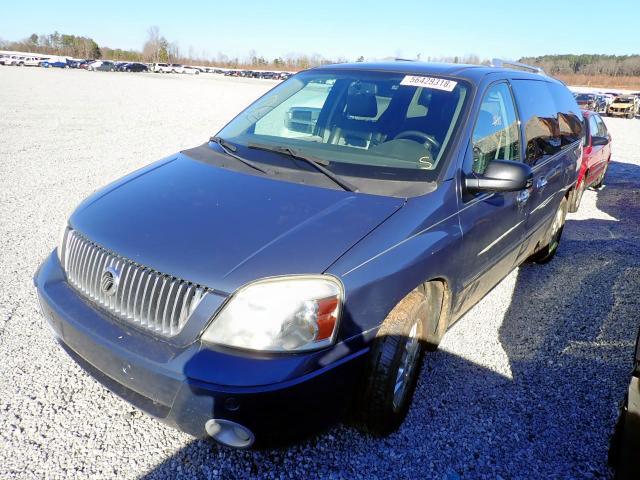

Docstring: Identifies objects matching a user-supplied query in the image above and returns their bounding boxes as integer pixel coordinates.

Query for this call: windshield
[613,97,632,103]
[576,94,593,101]
[216,69,469,186]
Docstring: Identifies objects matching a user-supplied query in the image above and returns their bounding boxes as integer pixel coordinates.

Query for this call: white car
[87,60,103,71]
[152,63,173,73]
[1,55,24,66]
[168,63,185,73]
[182,66,200,75]
[23,56,43,67]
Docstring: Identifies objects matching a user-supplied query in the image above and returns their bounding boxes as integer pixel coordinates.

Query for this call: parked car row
[0,53,293,80]
[223,69,293,80]
[572,90,640,119]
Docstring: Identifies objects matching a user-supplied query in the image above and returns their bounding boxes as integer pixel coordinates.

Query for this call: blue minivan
[35,61,583,447]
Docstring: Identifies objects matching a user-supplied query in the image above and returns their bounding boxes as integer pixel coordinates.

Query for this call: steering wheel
[394,130,441,150]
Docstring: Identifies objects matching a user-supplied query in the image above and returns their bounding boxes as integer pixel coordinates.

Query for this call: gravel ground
[1,67,639,479]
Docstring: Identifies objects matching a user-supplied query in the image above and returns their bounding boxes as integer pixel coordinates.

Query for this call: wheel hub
[393,322,421,411]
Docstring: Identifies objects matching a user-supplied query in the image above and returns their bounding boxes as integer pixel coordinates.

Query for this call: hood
[70,154,404,294]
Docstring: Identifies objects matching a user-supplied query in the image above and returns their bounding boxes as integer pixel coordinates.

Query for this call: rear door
[593,114,611,175]
[511,79,582,255]
[587,114,605,182]
[455,81,528,314]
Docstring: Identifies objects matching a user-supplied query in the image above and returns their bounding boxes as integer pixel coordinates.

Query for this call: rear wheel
[528,197,568,264]
[353,287,440,436]
[568,177,586,213]
[592,163,608,189]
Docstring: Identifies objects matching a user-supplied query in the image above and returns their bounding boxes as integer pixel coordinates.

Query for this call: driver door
[455,81,528,315]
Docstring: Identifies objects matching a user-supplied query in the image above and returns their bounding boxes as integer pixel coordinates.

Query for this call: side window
[511,80,561,165]
[588,116,599,139]
[594,115,608,137]
[471,83,521,174]
[549,83,584,147]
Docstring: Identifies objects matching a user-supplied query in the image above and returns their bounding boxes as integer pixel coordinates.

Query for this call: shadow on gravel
[141,161,640,480]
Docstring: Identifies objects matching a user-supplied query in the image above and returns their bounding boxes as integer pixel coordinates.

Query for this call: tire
[568,177,586,213]
[592,163,608,189]
[353,287,436,436]
[628,112,634,120]
[527,196,568,264]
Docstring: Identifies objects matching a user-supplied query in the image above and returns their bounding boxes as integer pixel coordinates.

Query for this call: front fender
[328,180,462,341]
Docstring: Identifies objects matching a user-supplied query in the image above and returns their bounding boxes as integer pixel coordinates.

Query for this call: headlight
[201,276,343,352]
[57,222,69,266]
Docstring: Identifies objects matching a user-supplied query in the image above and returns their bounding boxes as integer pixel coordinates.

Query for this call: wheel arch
[417,277,452,348]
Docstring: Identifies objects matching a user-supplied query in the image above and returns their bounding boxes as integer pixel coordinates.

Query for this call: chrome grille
[62,229,207,337]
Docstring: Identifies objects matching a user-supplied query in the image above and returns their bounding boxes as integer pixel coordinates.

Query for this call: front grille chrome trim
[62,229,208,337]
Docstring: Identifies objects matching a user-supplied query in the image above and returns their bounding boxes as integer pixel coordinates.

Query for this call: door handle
[536,176,548,190]
[516,189,530,206]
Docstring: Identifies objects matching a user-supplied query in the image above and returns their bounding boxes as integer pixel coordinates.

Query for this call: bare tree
[168,42,180,63]
[142,26,161,63]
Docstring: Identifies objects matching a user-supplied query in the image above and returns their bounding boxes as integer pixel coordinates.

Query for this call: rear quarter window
[511,80,563,165]
[549,82,584,146]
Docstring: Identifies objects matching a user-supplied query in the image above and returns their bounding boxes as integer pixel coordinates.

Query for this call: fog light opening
[205,419,254,448]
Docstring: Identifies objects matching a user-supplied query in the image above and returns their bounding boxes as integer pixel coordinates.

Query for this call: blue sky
[3,0,638,61]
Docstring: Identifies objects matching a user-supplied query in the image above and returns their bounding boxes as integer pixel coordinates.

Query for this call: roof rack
[490,58,545,75]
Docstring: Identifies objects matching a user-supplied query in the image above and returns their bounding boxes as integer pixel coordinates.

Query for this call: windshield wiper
[247,142,358,192]
[209,136,268,174]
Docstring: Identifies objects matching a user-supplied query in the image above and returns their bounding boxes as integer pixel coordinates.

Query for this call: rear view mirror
[465,160,533,193]
[285,107,321,134]
[591,136,609,147]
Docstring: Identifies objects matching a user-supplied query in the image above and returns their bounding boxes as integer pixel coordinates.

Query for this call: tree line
[1,32,102,59]
[0,28,344,70]
[519,54,640,77]
[3,31,639,76]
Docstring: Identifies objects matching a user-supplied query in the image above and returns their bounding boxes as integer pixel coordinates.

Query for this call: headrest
[418,87,456,107]
[346,82,378,118]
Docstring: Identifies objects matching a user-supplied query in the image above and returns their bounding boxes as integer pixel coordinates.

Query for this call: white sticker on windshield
[400,75,458,92]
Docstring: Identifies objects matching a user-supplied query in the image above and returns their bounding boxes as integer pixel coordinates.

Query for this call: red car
[569,110,612,212]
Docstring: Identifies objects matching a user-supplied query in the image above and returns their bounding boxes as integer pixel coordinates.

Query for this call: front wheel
[527,196,568,264]
[353,289,428,436]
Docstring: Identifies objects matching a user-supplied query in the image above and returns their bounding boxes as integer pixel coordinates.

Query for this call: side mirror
[591,136,609,147]
[465,160,533,193]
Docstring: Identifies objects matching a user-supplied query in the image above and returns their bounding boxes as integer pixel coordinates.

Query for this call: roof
[312,61,554,83]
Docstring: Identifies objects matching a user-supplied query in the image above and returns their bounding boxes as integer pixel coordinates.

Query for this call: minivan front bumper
[34,252,368,445]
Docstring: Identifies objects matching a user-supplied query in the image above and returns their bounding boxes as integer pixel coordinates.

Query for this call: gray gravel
[1,67,639,479]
